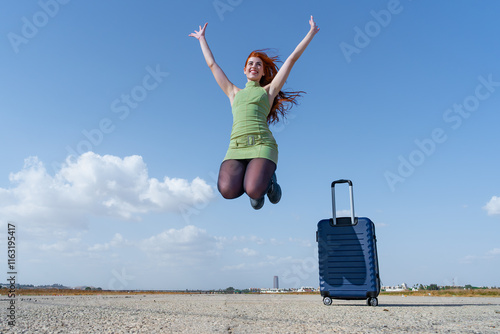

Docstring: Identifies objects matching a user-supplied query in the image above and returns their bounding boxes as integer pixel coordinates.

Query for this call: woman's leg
[218,159,248,199]
[244,158,277,200]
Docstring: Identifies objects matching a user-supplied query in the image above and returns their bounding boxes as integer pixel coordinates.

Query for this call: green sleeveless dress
[223,80,278,165]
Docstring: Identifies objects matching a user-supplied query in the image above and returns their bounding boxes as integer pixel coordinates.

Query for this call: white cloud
[229,235,266,245]
[249,235,265,245]
[487,248,500,255]
[288,237,312,247]
[0,152,215,229]
[88,233,129,252]
[236,248,258,256]
[483,196,500,216]
[40,237,83,253]
[336,209,352,217]
[270,238,284,245]
[460,247,500,264]
[459,255,477,264]
[30,225,223,267]
[139,225,221,265]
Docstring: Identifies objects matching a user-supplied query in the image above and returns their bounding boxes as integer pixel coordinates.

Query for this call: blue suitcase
[317,179,381,306]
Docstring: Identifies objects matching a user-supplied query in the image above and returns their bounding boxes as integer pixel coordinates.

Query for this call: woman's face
[244,57,264,81]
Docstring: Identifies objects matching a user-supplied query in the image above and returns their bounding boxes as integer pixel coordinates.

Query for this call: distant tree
[427,284,439,291]
[225,287,235,294]
[465,284,473,289]
[85,287,91,291]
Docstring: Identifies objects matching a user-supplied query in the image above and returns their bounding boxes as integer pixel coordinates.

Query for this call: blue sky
[1,0,499,290]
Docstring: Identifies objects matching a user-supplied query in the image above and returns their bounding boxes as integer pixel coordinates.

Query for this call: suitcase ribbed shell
[317,217,380,300]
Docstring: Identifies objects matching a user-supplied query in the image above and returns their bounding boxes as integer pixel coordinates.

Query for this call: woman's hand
[189,22,237,100]
[189,23,208,40]
[267,16,319,100]
[309,16,320,35]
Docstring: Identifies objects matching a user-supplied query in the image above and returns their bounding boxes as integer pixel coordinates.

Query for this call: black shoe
[267,173,282,204]
[250,196,265,210]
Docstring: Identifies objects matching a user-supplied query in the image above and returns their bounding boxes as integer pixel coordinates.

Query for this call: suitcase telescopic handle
[331,179,355,225]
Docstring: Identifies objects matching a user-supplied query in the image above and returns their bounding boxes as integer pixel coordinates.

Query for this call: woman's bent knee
[218,181,243,199]
[245,185,267,200]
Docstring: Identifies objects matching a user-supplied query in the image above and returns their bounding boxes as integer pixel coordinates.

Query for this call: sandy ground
[1,294,499,333]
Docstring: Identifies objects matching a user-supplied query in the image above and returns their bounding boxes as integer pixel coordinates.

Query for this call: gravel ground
[1,294,499,333]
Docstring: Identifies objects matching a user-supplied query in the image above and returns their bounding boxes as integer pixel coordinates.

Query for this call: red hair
[245,50,305,124]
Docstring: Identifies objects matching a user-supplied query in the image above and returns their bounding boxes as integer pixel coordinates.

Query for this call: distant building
[383,283,409,292]
[261,288,285,294]
[273,276,279,289]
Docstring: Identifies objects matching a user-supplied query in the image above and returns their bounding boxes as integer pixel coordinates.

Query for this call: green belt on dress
[231,134,265,148]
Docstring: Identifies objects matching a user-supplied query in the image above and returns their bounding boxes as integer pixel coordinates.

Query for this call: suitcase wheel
[367,297,378,307]
[323,296,332,306]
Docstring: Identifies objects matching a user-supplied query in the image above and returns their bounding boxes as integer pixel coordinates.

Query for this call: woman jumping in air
[189,16,319,210]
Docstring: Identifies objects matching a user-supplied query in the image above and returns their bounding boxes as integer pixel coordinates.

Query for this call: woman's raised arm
[267,16,320,100]
[189,23,238,101]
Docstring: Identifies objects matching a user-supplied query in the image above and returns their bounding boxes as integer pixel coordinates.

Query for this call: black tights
[217,158,276,200]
